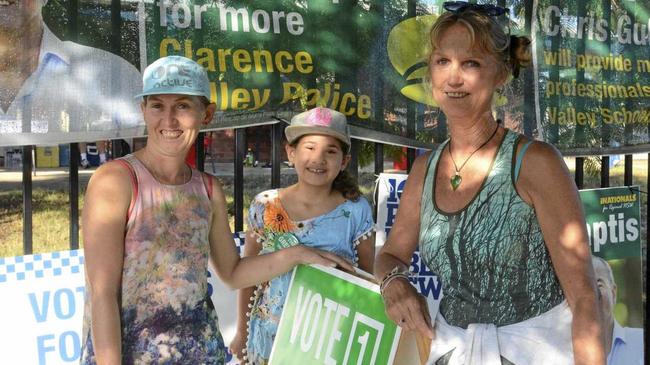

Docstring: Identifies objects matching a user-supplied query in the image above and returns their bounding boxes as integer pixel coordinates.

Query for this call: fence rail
[12,132,650,247]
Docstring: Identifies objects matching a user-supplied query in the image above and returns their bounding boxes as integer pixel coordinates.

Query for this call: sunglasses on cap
[443,1,509,16]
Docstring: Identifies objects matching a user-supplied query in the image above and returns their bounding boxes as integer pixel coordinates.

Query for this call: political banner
[531,0,650,154]
[138,0,398,140]
[0,250,85,365]
[581,187,644,320]
[1,0,144,147]
[375,173,442,317]
[581,186,642,259]
[581,186,644,364]
[269,264,402,365]
[4,0,646,152]
[375,173,408,249]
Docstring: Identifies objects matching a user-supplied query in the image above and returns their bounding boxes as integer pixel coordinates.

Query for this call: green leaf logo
[387,15,438,107]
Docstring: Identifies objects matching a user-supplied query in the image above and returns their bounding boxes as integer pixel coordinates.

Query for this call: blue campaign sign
[375,173,442,319]
[0,250,86,365]
[408,251,441,300]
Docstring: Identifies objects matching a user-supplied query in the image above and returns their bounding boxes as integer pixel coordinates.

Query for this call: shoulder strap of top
[514,140,534,182]
[114,158,138,221]
[420,141,447,213]
[205,173,213,200]
[424,147,437,180]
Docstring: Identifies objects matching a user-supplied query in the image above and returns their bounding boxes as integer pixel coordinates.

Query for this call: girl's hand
[292,246,355,272]
[382,277,434,339]
[229,330,248,364]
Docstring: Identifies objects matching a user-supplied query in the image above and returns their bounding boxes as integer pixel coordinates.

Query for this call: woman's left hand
[382,277,434,338]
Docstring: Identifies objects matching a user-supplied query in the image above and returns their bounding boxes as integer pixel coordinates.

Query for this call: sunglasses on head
[443,1,509,17]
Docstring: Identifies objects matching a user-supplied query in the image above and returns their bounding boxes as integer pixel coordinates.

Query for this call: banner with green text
[140,0,393,136]
[2,0,648,152]
[532,0,650,154]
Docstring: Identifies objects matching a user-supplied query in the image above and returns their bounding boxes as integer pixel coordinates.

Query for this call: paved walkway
[0,163,293,182]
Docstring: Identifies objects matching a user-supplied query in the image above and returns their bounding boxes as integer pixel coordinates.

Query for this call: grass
[0,189,84,257]
[0,187,256,258]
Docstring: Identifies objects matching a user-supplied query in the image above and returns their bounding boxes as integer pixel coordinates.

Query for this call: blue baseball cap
[135,56,211,100]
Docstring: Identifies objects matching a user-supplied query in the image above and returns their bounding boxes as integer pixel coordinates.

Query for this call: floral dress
[80,155,226,364]
[245,189,374,364]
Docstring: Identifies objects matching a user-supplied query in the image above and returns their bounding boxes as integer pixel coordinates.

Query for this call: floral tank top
[80,154,225,364]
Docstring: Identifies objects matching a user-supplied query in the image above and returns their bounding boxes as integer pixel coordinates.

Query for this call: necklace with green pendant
[448,125,499,191]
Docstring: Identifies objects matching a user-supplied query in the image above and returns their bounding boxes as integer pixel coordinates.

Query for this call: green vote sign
[580,186,642,260]
[269,265,401,365]
[580,186,644,330]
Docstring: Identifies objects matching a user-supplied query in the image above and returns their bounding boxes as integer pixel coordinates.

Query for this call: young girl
[229,107,376,364]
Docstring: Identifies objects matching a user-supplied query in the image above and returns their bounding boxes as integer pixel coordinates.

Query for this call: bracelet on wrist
[379,266,411,296]
[380,274,410,296]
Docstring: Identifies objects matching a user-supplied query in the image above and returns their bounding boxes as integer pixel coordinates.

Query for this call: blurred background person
[79,141,108,168]
[591,256,644,365]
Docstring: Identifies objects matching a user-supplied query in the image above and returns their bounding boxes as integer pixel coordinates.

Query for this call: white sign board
[375,173,442,318]
[0,232,246,364]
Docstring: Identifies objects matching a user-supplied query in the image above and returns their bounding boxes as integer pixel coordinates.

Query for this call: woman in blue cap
[80,56,352,364]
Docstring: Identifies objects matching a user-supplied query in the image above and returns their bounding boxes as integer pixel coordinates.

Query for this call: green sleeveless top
[419,129,564,328]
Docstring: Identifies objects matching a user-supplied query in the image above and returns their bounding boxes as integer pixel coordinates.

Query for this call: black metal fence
[16,132,650,249]
[6,127,650,364]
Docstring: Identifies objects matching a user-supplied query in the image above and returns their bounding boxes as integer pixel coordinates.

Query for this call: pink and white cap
[285,107,351,152]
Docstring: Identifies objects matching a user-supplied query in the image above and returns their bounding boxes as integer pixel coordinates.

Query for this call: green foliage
[357,140,405,168]
[583,156,602,178]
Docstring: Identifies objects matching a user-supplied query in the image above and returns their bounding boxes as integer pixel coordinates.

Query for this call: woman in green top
[374,3,605,365]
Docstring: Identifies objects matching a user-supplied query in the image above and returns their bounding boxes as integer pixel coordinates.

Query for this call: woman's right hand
[291,245,355,272]
[229,330,248,364]
[382,276,435,339]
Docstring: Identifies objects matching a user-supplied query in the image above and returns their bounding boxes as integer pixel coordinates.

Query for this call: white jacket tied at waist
[427,300,574,365]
